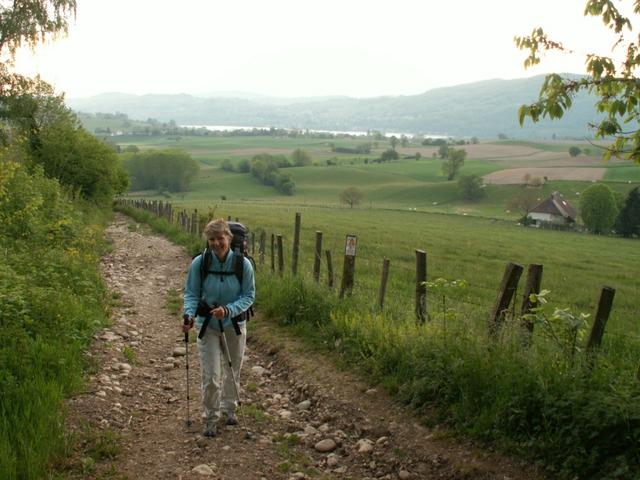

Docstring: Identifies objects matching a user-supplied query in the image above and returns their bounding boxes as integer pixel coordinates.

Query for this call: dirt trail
[65,213,546,480]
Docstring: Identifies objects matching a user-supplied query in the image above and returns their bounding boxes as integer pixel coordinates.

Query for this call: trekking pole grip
[183,314,191,342]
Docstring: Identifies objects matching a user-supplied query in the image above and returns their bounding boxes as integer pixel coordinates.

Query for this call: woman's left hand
[211,305,226,319]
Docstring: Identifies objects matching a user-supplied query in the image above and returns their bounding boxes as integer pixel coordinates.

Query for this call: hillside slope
[67,74,599,139]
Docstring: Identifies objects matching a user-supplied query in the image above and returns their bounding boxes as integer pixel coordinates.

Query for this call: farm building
[527,191,577,227]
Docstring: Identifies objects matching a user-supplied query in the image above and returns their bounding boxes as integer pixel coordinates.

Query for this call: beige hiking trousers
[197,322,246,422]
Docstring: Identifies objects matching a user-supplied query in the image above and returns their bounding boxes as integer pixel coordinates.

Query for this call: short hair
[203,219,232,240]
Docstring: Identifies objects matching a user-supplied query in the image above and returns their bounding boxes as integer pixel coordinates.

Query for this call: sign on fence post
[489,262,524,336]
[339,235,357,299]
[313,231,323,282]
[415,250,427,323]
[292,212,301,275]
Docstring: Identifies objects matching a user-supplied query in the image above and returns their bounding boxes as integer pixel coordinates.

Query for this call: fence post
[259,231,266,266]
[378,258,390,310]
[313,231,322,282]
[277,234,284,275]
[339,235,357,299]
[326,250,334,288]
[586,286,616,359]
[270,234,275,272]
[415,250,427,323]
[520,264,543,335]
[489,262,524,336]
[292,212,301,275]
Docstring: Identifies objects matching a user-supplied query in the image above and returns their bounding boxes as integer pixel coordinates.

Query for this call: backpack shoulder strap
[233,251,244,285]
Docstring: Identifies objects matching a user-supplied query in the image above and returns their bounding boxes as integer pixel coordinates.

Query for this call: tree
[515,1,640,162]
[508,189,541,218]
[438,144,449,159]
[442,148,466,180]
[0,0,76,60]
[390,135,399,150]
[579,183,619,233]
[380,149,399,161]
[339,187,364,208]
[458,175,486,201]
[291,148,311,166]
[614,186,640,237]
[122,149,199,193]
[569,146,582,157]
[220,159,234,172]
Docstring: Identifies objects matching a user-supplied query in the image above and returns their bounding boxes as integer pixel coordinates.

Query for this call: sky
[11,0,628,100]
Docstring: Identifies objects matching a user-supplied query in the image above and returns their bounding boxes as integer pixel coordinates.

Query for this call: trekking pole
[183,314,193,428]
[217,318,252,440]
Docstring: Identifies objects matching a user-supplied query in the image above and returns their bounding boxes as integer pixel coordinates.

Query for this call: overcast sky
[12,0,627,99]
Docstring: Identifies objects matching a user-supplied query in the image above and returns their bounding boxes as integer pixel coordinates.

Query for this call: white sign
[344,235,357,256]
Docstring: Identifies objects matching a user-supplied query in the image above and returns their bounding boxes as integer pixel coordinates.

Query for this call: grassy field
[119,133,640,478]
[121,134,640,336]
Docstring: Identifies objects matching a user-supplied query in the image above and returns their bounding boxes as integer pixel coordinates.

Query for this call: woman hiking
[182,218,255,437]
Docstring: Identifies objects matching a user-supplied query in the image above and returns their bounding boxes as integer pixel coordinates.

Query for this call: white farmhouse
[527,191,577,227]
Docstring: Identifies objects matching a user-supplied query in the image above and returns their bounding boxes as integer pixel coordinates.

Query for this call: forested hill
[66,74,601,139]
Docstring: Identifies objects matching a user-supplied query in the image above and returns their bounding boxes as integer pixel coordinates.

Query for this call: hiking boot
[203,420,218,437]
[223,412,238,426]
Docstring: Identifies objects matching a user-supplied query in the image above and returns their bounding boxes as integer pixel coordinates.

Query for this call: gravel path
[63,213,546,480]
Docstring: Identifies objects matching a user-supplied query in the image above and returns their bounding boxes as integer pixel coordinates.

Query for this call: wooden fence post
[489,262,524,336]
[415,250,427,323]
[292,212,301,275]
[586,286,616,358]
[520,264,543,335]
[277,234,284,275]
[378,258,390,310]
[313,231,323,282]
[259,231,266,266]
[326,250,334,288]
[339,235,357,299]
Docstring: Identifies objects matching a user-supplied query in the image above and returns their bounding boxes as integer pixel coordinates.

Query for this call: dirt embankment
[64,213,546,480]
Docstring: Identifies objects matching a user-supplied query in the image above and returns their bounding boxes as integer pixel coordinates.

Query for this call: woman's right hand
[182,314,193,332]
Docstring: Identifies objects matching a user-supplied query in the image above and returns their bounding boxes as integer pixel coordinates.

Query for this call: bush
[0,162,110,478]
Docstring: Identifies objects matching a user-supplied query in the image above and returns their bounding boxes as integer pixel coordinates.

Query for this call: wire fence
[117,199,629,351]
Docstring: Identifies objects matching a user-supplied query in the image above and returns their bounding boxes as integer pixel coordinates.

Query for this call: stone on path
[314,438,337,453]
[356,438,374,453]
[192,464,215,476]
[172,346,186,357]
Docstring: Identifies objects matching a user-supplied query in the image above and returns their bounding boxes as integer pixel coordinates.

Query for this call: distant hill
[66,75,602,139]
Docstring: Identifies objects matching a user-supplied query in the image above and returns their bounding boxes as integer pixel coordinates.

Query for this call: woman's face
[207,233,230,259]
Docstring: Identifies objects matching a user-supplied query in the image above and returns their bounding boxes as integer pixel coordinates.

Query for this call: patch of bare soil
[217,148,294,156]
[483,167,606,184]
[64,213,547,480]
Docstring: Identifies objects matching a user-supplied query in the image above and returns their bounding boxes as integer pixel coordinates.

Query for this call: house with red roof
[526,191,577,227]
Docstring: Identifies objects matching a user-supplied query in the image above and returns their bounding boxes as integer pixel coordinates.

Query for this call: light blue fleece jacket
[183,250,255,332]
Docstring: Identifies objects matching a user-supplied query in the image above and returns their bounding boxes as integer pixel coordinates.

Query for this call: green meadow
[122,134,640,338]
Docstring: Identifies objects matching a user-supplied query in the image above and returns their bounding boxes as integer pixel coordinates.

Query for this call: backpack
[196,221,255,335]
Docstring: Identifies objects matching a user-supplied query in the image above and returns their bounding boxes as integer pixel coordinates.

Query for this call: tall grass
[256,270,640,479]
[0,163,111,479]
